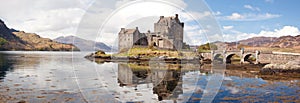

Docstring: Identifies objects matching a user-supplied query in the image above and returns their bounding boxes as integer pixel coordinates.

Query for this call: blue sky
[204,0,300,33]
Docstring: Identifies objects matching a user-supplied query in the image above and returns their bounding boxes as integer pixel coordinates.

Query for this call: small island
[86,14,202,63]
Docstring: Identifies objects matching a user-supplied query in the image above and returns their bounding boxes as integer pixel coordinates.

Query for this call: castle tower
[154,14,184,50]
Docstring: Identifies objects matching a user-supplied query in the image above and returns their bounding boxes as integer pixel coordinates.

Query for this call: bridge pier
[240,49,245,64]
[255,50,260,64]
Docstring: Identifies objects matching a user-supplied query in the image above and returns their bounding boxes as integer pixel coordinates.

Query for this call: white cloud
[213,11,221,16]
[244,5,260,11]
[0,0,91,39]
[0,0,220,46]
[227,13,244,20]
[224,12,281,21]
[223,26,300,42]
[256,26,300,37]
[223,26,234,30]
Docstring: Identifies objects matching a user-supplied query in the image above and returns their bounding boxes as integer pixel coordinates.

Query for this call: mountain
[54,36,112,51]
[238,35,300,48]
[0,19,79,51]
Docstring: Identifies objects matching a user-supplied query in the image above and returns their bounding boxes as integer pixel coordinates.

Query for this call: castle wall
[153,16,184,50]
[119,32,133,51]
[118,14,185,51]
[170,22,184,50]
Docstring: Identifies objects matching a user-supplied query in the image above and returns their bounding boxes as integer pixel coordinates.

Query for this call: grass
[114,47,198,58]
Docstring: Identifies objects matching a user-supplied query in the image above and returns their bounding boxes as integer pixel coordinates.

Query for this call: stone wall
[260,53,300,64]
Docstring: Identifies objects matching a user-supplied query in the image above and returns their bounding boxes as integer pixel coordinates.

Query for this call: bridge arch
[243,53,255,64]
[213,53,223,62]
[225,53,240,64]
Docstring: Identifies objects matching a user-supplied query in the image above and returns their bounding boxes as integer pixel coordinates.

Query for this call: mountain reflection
[0,53,13,80]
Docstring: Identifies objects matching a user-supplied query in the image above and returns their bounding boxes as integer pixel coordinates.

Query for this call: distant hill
[54,36,112,52]
[198,35,300,53]
[0,19,79,51]
[238,35,300,48]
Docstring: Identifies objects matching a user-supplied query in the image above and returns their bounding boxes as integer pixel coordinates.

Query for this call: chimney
[121,28,125,32]
[160,16,164,19]
[175,14,178,18]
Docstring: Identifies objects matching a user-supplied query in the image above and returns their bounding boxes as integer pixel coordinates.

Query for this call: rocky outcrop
[0,19,79,51]
[259,60,300,75]
[12,31,79,51]
[54,36,112,51]
[0,19,28,50]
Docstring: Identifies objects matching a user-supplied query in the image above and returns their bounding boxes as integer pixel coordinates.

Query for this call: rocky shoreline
[84,53,204,64]
[259,60,300,75]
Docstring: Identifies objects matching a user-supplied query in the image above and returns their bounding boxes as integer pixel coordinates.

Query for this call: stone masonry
[118,14,188,51]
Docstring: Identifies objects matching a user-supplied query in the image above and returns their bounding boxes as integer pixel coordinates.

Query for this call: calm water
[0,51,299,103]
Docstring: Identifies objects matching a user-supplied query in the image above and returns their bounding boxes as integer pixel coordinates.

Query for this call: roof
[124,29,136,34]
[157,16,175,23]
[119,28,137,34]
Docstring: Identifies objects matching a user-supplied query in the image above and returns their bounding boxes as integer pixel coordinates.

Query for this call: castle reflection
[117,62,201,101]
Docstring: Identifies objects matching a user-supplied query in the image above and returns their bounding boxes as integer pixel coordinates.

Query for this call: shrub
[95,50,106,55]
[198,43,218,53]
[0,37,8,46]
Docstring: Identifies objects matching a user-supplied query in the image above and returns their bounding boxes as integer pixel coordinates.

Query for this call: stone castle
[118,14,189,51]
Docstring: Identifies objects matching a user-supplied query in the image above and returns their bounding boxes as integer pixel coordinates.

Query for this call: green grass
[113,47,198,59]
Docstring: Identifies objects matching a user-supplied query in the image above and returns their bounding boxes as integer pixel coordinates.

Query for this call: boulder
[260,60,300,75]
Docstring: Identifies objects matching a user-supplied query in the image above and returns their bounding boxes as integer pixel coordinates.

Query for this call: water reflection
[0,52,299,102]
[0,53,13,80]
[118,63,183,101]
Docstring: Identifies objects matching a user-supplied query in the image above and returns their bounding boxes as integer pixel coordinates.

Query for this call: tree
[198,43,218,53]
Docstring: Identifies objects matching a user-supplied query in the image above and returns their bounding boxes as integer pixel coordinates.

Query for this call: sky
[0,0,299,46]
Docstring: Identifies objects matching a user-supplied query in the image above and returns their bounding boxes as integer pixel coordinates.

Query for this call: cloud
[223,26,234,30]
[244,5,260,11]
[223,26,300,42]
[256,26,300,37]
[0,0,91,39]
[227,13,244,20]
[213,11,221,16]
[224,12,281,21]
[0,0,220,46]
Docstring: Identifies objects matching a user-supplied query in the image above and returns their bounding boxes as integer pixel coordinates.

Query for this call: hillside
[0,19,79,51]
[238,35,300,49]
[54,36,112,51]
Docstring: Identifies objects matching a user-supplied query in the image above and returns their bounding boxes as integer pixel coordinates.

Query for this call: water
[0,51,299,102]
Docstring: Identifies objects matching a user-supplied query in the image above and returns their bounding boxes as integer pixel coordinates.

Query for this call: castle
[118,14,189,51]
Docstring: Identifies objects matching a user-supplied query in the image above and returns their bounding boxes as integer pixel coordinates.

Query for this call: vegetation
[237,44,249,50]
[0,37,8,47]
[114,47,197,58]
[198,43,218,53]
[94,50,111,57]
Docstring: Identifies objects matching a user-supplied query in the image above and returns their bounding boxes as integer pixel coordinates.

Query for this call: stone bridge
[201,50,300,64]
[211,50,259,64]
